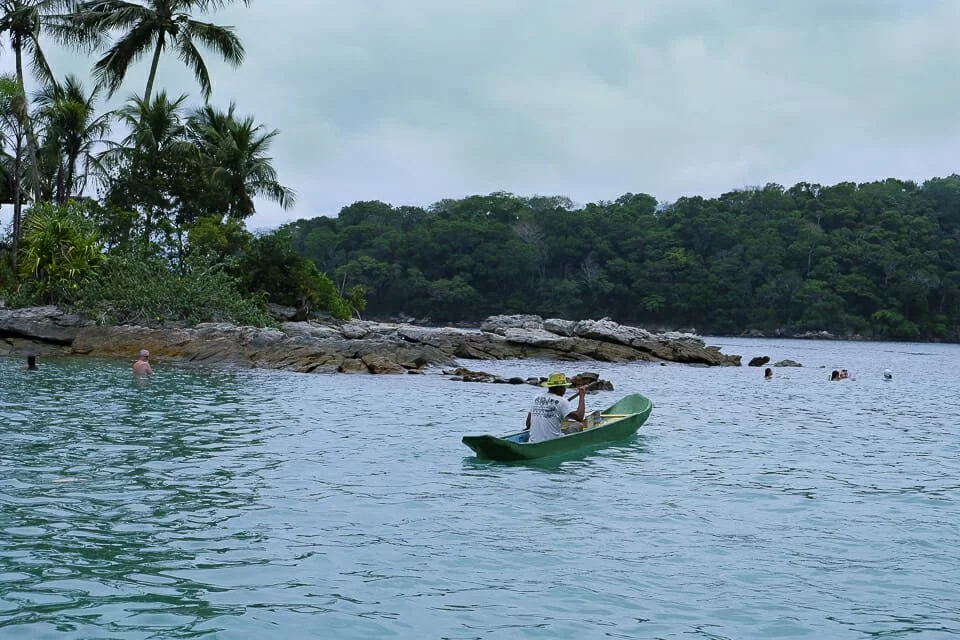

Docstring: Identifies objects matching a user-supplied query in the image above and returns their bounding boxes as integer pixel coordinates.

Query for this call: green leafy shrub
[17,201,106,305]
[76,249,271,327]
[237,231,355,320]
[871,309,920,339]
[0,245,15,298]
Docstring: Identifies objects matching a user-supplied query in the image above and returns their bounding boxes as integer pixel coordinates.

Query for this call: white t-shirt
[528,392,575,443]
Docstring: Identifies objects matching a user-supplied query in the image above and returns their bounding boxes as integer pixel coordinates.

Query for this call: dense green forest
[285,177,960,341]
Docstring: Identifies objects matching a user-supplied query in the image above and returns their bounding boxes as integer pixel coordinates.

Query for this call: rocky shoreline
[0,307,741,373]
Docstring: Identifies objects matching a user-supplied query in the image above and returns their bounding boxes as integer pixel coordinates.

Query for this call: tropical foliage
[34,73,111,202]
[72,0,249,103]
[16,199,104,304]
[75,248,270,326]
[0,0,357,324]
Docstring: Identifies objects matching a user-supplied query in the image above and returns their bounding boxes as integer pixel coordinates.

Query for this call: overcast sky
[4,0,960,230]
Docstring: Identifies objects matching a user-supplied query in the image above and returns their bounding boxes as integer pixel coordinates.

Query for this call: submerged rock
[447,368,615,391]
[773,359,802,367]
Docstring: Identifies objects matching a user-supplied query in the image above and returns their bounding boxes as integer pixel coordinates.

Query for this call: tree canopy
[1,0,355,325]
[285,180,960,340]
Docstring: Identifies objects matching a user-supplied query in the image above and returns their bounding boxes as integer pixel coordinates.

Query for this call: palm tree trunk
[55,163,66,203]
[14,38,43,205]
[12,141,23,275]
[176,225,186,273]
[143,33,166,105]
[65,151,78,202]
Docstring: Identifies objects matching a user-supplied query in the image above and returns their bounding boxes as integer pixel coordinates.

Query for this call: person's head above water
[830,370,840,380]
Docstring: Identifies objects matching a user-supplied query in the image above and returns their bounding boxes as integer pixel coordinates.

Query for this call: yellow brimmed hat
[541,372,570,388]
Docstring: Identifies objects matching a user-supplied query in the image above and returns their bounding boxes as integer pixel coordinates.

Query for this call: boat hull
[462,393,653,461]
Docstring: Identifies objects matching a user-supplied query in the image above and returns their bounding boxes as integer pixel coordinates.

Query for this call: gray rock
[282,322,342,340]
[362,354,407,374]
[267,303,298,321]
[338,358,368,373]
[774,359,802,367]
[573,318,653,346]
[340,321,372,339]
[543,318,577,336]
[70,320,450,374]
[397,325,474,349]
[0,306,94,343]
[480,314,543,334]
[656,331,704,347]
[339,320,404,339]
[478,314,739,366]
[795,330,835,339]
[4,306,743,372]
[501,328,569,346]
[1,337,71,357]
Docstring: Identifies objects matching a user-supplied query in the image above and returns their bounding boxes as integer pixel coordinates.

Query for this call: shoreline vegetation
[3,4,959,345]
[1,1,361,329]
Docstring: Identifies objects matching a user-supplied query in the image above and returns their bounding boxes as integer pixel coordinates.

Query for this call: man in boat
[525,372,587,443]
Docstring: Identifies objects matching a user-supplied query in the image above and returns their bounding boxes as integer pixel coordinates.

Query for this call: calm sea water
[1,338,959,639]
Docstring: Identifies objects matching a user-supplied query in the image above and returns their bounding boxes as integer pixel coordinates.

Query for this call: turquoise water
[1,338,959,639]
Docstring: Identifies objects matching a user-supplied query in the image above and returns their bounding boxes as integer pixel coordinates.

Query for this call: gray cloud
[4,0,960,230]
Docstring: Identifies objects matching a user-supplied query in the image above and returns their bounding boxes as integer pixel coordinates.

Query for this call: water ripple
[2,341,960,638]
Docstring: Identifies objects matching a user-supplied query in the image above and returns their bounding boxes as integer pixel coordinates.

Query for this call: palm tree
[0,73,29,271]
[34,74,111,202]
[97,90,194,246]
[187,102,295,219]
[73,0,249,104]
[110,88,188,154]
[0,1,65,88]
[0,0,73,202]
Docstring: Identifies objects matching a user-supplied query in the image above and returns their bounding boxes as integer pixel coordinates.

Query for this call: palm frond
[44,1,103,51]
[76,0,152,30]
[182,18,244,67]
[22,31,58,89]
[175,32,212,100]
[92,19,159,97]
[171,0,251,13]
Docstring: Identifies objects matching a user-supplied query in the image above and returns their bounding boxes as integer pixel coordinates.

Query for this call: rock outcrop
[1,308,742,373]
[446,367,615,391]
[0,305,94,343]
[773,359,802,367]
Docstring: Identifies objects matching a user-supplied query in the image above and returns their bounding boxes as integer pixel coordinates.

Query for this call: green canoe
[462,393,653,461]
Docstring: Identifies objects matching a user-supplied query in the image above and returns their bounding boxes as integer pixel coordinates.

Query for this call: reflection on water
[2,340,960,639]
[1,359,270,638]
